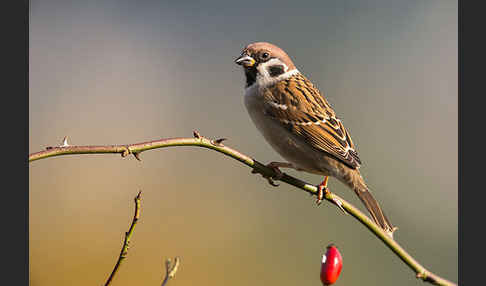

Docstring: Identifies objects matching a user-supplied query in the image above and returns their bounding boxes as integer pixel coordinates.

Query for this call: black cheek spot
[268,65,285,77]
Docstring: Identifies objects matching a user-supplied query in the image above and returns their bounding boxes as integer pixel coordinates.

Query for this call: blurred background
[29,0,457,285]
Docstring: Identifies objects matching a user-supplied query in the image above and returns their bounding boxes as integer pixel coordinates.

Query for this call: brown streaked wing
[263,73,362,169]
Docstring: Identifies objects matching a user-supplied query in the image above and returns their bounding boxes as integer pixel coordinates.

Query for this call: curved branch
[104,191,142,286]
[29,132,456,286]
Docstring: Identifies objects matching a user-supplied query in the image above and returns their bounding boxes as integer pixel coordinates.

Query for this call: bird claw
[316,179,347,215]
[316,184,326,205]
[316,177,329,205]
[252,162,285,187]
[267,177,280,187]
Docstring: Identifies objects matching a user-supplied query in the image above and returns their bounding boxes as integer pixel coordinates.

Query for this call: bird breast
[244,87,331,176]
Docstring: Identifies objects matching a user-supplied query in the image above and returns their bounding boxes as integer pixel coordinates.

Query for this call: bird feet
[316,177,329,205]
[251,161,291,187]
[316,177,347,215]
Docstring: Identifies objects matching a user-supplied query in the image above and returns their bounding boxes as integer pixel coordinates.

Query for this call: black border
[5,0,29,285]
[459,0,481,285]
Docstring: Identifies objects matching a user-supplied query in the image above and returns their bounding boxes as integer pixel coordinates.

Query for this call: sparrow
[235,42,396,237]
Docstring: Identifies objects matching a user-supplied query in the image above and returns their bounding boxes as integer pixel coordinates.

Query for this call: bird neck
[244,68,300,91]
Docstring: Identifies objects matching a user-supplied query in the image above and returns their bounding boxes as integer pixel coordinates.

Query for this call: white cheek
[245,69,300,91]
[256,64,270,79]
[256,58,291,87]
[282,63,289,72]
[245,57,299,91]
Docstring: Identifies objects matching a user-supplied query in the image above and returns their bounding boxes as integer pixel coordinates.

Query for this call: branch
[104,191,142,286]
[161,257,180,286]
[30,132,456,286]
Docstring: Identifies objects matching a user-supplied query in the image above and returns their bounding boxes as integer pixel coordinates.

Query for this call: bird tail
[351,173,397,238]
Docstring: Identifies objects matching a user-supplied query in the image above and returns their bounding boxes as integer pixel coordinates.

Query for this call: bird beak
[234,55,255,68]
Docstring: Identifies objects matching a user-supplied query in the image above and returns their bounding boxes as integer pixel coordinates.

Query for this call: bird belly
[244,90,332,176]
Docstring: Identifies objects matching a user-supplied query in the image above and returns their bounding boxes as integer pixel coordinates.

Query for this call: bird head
[235,42,297,88]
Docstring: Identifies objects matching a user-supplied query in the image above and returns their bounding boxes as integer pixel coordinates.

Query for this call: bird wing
[262,73,362,169]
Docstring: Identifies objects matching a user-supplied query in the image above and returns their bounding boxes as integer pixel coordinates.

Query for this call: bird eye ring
[261,52,270,60]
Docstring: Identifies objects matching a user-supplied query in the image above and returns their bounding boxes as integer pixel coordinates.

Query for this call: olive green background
[29,0,457,285]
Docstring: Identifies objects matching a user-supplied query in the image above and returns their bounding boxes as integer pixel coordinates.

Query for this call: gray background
[29,0,457,285]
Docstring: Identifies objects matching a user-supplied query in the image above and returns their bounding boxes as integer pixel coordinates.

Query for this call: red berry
[320,244,343,285]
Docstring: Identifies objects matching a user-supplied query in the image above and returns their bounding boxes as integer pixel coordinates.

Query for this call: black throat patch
[244,67,257,87]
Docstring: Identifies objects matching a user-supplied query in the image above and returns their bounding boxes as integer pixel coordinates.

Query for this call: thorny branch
[30,132,457,286]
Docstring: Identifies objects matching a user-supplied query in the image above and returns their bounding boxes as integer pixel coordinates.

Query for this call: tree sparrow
[235,42,396,237]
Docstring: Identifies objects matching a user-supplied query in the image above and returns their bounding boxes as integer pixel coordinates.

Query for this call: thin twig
[161,257,181,286]
[104,191,142,286]
[30,133,456,286]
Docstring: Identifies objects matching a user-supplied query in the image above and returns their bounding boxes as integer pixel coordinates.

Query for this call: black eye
[261,52,270,60]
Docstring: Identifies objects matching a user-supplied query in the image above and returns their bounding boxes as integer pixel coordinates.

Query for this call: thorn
[333,198,348,215]
[385,226,399,239]
[211,138,227,146]
[133,152,141,161]
[60,136,69,147]
[193,130,201,139]
[324,192,348,214]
